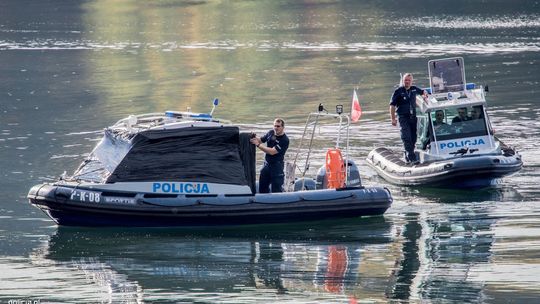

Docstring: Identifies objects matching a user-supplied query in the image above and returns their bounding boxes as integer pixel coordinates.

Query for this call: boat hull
[366,147,522,188]
[28,184,392,227]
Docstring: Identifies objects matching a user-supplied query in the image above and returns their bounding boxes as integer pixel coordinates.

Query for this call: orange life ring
[325,148,346,189]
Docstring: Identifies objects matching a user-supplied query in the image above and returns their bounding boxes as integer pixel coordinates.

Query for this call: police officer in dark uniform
[250,118,290,193]
[452,107,470,123]
[389,73,427,163]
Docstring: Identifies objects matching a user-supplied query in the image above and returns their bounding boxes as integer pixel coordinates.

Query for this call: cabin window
[431,105,490,141]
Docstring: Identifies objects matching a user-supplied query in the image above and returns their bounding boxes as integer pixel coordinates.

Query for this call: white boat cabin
[414,57,497,162]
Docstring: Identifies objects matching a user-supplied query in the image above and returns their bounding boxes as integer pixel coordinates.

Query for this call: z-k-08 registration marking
[70,190,101,203]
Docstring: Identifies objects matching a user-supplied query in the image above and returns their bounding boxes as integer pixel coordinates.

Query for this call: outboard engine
[293,178,317,191]
[316,160,362,189]
[346,160,362,187]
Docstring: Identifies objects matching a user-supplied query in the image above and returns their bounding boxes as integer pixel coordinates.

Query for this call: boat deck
[373,147,431,167]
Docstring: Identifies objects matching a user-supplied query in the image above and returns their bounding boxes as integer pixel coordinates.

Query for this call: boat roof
[417,85,487,113]
[109,111,231,136]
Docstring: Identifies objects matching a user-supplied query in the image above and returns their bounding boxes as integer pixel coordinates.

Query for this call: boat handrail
[417,87,486,113]
[424,82,477,94]
[290,111,351,188]
[111,111,231,133]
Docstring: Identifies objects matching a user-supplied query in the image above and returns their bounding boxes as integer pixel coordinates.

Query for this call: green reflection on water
[80,0,386,124]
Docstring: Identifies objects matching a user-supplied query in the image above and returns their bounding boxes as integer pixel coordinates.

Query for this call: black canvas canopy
[72,126,256,193]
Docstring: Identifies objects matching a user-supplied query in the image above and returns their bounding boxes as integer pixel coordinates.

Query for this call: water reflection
[410,202,540,303]
[32,218,401,302]
[396,185,524,204]
[420,208,495,303]
[20,200,540,303]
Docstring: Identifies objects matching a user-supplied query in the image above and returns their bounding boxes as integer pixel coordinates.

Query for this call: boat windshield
[430,105,491,141]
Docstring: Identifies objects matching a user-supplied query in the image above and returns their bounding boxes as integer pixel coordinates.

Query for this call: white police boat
[28,100,392,227]
[367,57,522,188]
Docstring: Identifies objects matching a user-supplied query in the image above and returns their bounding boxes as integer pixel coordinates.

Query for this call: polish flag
[351,89,362,123]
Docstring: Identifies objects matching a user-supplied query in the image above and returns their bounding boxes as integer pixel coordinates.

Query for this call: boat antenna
[209,98,219,116]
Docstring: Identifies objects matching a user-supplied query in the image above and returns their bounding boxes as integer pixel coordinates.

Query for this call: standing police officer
[250,118,290,193]
[389,73,427,163]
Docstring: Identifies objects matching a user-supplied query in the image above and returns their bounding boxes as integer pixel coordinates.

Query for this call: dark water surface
[1,0,539,302]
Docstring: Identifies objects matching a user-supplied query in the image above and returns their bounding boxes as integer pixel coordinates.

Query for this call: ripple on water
[0,256,116,303]
[1,39,539,58]
[397,14,540,29]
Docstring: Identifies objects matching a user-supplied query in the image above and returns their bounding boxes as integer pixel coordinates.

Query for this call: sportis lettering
[440,138,485,150]
[153,182,210,194]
